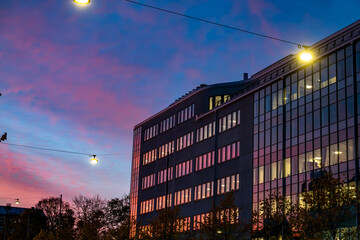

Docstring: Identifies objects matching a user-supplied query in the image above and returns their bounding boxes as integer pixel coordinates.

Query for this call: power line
[1,142,92,156]
[0,142,129,157]
[123,0,304,48]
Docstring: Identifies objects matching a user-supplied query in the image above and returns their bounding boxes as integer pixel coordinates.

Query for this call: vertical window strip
[193,213,209,230]
[158,141,175,159]
[218,141,240,163]
[194,181,214,201]
[156,194,172,210]
[178,104,195,124]
[216,173,239,195]
[219,110,241,133]
[157,167,173,184]
[195,151,215,171]
[160,114,176,133]
[144,124,158,141]
[174,188,192,206]
[140,199,154,214]
[176,132,194,151]
[141,173,156,190]
[142,149,157,165]
[196,121,216,142]
[175,159,193,178]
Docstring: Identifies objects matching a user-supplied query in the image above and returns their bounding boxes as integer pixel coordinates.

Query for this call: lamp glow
[90,155,98,165]
[300,51,313,61]
[15,199,20,205]
[73,0,91,5]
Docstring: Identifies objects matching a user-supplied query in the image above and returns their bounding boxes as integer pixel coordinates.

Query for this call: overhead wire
[0,142,129,157]
[123,0,304,48]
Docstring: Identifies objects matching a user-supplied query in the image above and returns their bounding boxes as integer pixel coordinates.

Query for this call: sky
[0,0,359,208]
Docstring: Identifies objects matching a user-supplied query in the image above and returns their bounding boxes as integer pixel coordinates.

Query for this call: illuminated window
[218,141,240,163]
[219,110,240,133]
[195,151,214,171]
[217,174,239,195]
[194,181,213,201]
[215,96,222,107]
[176,159,192,178]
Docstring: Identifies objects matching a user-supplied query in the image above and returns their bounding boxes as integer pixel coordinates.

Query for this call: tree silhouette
[199,192,250,240]
[296,170,359,240]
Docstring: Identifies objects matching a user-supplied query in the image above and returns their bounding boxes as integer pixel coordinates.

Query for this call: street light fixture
[90,155,98,164]
[73,0,91,5]
[299,45,313,62]
[15,199,20,205]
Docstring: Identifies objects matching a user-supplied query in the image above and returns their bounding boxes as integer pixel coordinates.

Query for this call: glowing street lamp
[90,155,98,164]
[15,199,20,205]
[73,0,91,5]
[299,45,313,62]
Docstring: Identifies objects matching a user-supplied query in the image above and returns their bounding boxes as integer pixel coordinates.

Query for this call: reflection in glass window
[321,68,328,88]
[299,154,305,173]
[329,64,336,85]
[298,79,305,98]
[215,96,222,107]
[313,72,320,91]
[284,158,291,177]
[291,82,298,101]
[271,162,277,181]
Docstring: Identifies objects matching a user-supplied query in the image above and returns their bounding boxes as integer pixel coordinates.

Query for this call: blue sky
[0,0,359,207]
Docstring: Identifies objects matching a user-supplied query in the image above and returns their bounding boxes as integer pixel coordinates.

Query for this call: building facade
[130,20,360,236]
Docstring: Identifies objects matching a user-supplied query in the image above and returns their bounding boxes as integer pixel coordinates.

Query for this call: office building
[130,19,360,236]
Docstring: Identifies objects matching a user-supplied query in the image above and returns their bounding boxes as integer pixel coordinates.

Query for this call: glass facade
[130,127,141,237]
[252,44,358,221]
[130,23,360,235]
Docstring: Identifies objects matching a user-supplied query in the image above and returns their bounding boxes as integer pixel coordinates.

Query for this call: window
[144,124,158,141]
[176,159,193,178]
[284,158,291,177]
[193,213,209,230]
[160,115,176,133]
[174,188,192,206]
[176,132,194,151]
[194,181,214,201]
[210,95,231,110]
[219,110,240,133]
[156,194,172,210]
[158,141,175,159]
[215,96,222,107]
[218,141,240,163]
[143,149,157,165]
[140,199,154,214]
[177,104,195,124]
[217,173,239,195]
[157,167,173,184]
[141,173,155,190]
[195,151,215,171]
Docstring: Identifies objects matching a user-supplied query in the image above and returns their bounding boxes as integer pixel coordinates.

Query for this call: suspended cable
[123,0,304,48]
[1,142,91,156]
[1,142,130,157]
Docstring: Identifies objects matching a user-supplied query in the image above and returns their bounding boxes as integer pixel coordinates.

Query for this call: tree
[7,208,47,240]
[199,192,251,240]
[139,206,192,240]
[252,192,298,240]
[35,196,76,239]
[73,194,107,240]
[297,170,359,240]
[102,194,131,240]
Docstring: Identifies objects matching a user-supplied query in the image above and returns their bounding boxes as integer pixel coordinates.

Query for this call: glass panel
[284,158,291,177]
[321,68,328,88]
